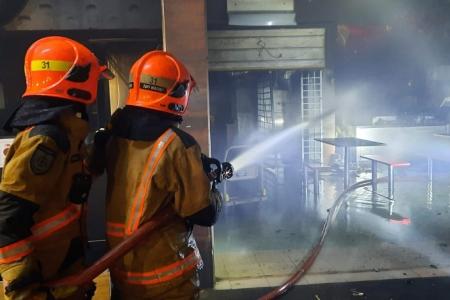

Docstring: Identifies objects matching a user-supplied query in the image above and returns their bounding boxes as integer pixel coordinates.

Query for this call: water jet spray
[230,109,336,172]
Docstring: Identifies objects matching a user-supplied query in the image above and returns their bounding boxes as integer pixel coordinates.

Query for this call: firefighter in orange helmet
[86,50,222,300]
[0,36,112,299]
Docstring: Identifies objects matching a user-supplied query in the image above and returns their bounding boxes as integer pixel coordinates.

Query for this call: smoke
[337,0,450,124]
[356,125,450,164]
[212,1,450,283]
[393,132,450,161]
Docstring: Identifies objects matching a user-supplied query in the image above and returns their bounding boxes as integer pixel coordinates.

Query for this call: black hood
[3,96,88,132]
[111,106,181,141]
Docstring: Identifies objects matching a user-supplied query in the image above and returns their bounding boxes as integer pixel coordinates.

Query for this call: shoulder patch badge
[30,145,57,175]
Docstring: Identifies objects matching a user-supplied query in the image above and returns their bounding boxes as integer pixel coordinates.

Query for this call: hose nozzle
[201,154,234,184]
[221,162,234,181]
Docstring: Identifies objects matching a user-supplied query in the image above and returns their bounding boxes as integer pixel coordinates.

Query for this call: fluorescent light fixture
[228,13,296,26]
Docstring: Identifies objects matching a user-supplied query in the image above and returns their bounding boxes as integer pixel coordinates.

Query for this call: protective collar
[3,96,88,132]
[111,106,180,141]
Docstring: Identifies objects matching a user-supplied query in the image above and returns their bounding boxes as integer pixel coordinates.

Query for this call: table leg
[344,146,349,189]
[389,200,394,216]
[371,160,377,193]
[388,165,394,200]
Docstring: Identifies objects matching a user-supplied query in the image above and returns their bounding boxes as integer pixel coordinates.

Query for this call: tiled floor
[213,164,450,290]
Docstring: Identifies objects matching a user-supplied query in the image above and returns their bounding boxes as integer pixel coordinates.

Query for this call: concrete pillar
[161,0,213,288]
[162,0,210,152]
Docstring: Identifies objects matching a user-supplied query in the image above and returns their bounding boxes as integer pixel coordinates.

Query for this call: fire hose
[46,163,369,300]
[45,156,233,288]
[258,179,372,300]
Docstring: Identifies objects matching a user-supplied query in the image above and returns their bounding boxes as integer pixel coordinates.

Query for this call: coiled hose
[258,179,372,300]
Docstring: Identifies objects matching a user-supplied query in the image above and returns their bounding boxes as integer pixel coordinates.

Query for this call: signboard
[208,28,326,71]
[0,138,13,168]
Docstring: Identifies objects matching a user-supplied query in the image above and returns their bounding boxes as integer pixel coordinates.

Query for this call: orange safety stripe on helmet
[119,252,198,285]
[125,129,177,235]
[0,204,81,264]
[106,222,125,238]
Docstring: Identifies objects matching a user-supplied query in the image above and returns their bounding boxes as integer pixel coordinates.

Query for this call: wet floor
[212,161,450,290]
[201,276,450,300]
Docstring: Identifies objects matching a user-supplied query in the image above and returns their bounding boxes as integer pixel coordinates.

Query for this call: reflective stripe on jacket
[0,204,81,263]
[125,129,177,235]
[117,252,198,285]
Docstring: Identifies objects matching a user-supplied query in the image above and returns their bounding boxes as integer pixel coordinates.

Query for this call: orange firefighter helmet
[126,50,196,116]
[23,36,112,104]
